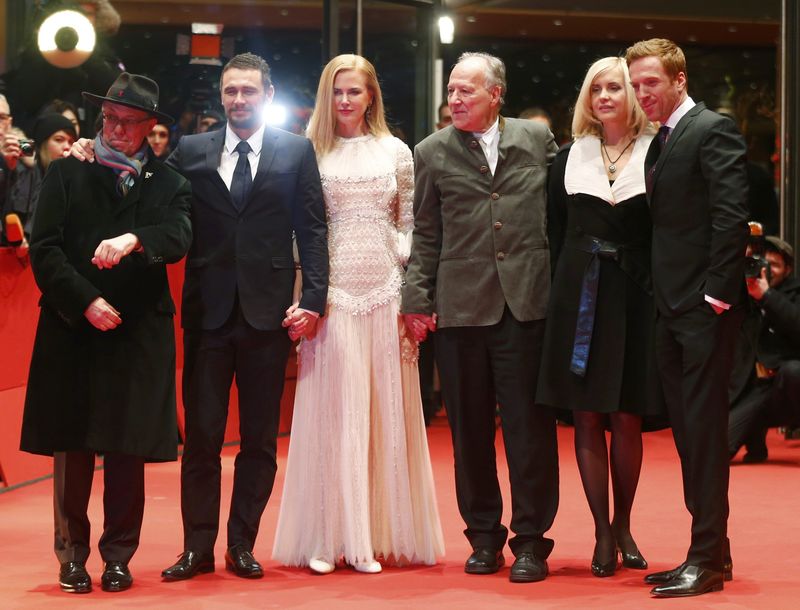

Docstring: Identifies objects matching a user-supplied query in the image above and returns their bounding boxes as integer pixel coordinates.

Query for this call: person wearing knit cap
[19,72,192,594]
[3,113,77,246]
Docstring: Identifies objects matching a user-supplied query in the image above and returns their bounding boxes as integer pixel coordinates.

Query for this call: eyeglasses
[0,113,11,123]
[102,113,150,129]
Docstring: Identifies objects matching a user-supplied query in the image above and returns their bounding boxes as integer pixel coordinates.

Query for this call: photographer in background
[729,231,800,462]
[4,114,77,247]
[1,93,32,256]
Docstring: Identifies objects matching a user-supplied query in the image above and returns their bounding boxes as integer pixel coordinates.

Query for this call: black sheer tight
[574,410,643,563]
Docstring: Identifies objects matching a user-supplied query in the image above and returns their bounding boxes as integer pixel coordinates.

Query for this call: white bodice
[318,134,413,314]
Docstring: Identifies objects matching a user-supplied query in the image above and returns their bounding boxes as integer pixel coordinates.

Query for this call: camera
[19,139,35,157]
[745,221,772,282]
[744,255,771,281]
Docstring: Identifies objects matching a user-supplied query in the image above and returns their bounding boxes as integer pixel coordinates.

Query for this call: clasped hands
[282,303,319,341]
[403,313,437,343]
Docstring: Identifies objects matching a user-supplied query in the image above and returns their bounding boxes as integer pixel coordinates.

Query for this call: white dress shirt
[473,118,500,175]
[218,124,264,188]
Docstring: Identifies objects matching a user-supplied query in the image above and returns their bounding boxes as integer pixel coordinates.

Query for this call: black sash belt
[566,233,640,377]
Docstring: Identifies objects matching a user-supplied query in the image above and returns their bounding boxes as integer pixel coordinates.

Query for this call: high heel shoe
[591,550,618,577]
[619,547,648,570]
[353,559,382,574]
[309,557,335,575]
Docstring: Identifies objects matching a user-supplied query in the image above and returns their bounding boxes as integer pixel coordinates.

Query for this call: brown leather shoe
[225,545,264,578]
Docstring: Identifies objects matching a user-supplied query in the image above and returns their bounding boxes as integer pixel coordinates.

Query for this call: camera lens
[19,140,35,157]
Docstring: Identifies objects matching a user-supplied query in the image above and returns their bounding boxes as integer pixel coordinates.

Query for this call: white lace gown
[272,134,445,567]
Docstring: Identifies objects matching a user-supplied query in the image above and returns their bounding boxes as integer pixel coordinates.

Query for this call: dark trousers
[53,451,145,565]
[418,337,439,424]
[729,360,800,455]
[435,308,559,558]
[180,303,291,555]
[655,304,743,571]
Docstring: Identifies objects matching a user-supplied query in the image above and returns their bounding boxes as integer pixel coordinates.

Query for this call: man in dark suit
[159,53,328,579]
[627,39,749,597]
[402,52,559,583]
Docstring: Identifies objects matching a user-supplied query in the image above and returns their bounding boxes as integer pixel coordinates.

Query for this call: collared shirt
[218,123,265,188]
[472,118,500,175]
[663,96,695,131]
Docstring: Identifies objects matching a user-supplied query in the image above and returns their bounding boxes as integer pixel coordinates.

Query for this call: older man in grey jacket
[402,52,559,583]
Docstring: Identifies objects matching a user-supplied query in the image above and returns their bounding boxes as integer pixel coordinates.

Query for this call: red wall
[0,250,296,489]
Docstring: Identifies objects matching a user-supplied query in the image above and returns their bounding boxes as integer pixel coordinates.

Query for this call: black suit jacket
[646,102,749,316]
[168,127,328,331]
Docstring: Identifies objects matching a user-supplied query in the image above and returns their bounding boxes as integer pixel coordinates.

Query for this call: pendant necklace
[601,138,635,174]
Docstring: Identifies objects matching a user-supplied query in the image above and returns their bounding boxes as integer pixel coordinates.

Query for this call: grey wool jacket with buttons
[402,116,558,328]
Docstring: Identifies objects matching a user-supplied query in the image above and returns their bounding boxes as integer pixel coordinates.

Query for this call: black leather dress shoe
[161,551,215,581]
[646,559,732,584]
[59,562,91,593]
[101,561,132,592]
[464,548,505,574]
[509,552,548,583]
[225,545,264,578]
[650,565,724,597]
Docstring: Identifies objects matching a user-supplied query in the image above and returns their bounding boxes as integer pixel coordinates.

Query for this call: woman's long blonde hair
[571,56,651,139]
[306,54,391,157]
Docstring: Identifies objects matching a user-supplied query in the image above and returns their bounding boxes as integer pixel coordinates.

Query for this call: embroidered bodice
[317,134,413,314]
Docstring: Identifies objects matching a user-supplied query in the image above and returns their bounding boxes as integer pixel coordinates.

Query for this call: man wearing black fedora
[20,72,192,594]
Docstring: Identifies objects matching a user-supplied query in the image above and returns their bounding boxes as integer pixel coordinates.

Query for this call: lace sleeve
[394,138,414,233]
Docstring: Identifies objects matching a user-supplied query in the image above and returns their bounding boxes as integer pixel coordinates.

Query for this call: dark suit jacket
[402,117,557,328]
[646,102,749,316]
[168,127,328,331]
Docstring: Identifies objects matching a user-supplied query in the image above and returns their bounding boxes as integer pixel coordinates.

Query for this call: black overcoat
[20,155,192,461]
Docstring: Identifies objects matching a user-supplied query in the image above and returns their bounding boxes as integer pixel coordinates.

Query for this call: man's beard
[227,106,259,130]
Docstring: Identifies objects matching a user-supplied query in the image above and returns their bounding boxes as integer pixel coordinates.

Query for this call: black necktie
[230,140,252,210]
[646,125,672,194]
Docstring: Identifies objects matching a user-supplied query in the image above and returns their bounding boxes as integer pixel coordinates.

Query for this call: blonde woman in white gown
[272,54,444,574]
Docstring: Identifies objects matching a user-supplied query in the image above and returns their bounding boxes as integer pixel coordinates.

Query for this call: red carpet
[1,420,799,609]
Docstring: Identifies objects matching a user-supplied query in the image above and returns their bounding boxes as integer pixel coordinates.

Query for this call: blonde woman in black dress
[538,57,662,577]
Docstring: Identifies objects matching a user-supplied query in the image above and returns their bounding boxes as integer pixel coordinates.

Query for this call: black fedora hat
[82,72,173,125]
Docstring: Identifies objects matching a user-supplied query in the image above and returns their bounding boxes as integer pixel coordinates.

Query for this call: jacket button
[496,251,505,260]
[480,165,489,174]
[491,192,500,200]
[469,140,479,149]
[494,221,503,230]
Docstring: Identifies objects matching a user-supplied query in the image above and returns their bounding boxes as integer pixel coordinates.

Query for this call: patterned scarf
[93,136,149,197]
